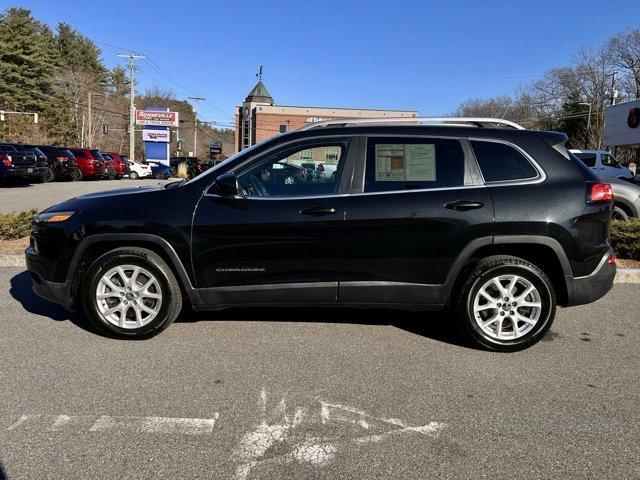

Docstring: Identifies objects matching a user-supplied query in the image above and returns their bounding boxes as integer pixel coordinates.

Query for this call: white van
[569,149,633,179]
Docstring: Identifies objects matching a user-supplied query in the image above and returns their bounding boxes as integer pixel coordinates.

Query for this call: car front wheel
[455,256,556,352]
[81,247,182,338]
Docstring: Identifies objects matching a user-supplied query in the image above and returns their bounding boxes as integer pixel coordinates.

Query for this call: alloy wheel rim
[95,264,162,329]
[472,274,542,340]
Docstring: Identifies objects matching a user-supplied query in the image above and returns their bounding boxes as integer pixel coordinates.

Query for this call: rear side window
[365,137,465,192]
[574,153,597,167]
[471,140,538,183]
[91,149,105,161]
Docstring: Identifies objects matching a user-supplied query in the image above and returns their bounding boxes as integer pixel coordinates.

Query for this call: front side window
[364,137,465,192]
[600,154,620,168]
[574,153,597,167]
[236,141,348,198]
[471,140,538,183]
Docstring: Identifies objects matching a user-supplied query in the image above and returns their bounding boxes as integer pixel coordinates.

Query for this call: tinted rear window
[365,137,466,192]
[471,140,538,182]
[574,153,597,167]
[0,145,17,152]
[91,150,105,161]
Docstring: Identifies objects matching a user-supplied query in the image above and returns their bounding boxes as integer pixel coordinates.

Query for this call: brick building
[234,79,417,152]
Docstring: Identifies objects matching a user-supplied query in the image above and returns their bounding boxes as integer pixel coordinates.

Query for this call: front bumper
[565,248,616,306]
[25,246,74,310]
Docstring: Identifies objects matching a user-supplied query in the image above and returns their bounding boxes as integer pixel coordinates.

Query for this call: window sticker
[375,144,436,181]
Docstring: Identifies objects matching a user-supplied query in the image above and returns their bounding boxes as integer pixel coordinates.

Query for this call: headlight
[35,211,76,223]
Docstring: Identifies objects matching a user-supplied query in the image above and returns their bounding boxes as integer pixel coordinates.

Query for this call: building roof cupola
[244,66,274,104]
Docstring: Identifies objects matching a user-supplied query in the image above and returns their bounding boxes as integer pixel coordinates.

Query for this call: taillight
[56,156,66,161]
[590,183,613,203]
[1,154,12,166]
[608,253,617,265]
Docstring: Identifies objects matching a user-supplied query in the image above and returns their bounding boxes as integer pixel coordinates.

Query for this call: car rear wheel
[130,171,139,180]
[41,168,55,183]
[70,169,82,181]
[155,171,165,180]
[455,256,556,352]
[612,206,629,221]
[81,247,182,339]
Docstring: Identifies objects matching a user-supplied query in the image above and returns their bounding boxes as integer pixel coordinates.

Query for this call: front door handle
[444,200,484,211]
[300,206,338,216]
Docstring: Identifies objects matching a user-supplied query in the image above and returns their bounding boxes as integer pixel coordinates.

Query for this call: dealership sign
[135,110,179,127]
[604,100,640,147]
[142,129,170,143]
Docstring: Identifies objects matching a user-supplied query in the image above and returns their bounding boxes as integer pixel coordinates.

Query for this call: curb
[1,254,640,283]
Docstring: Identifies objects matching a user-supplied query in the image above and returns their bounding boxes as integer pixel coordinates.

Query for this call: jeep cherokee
[25,117,616,351]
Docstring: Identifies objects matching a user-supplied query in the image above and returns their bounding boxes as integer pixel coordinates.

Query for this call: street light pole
[188,96,205,157]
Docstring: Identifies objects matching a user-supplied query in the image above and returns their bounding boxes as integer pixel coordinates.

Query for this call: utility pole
[188,96,205,157]
[87,92,104,149]
[117,51,146,161]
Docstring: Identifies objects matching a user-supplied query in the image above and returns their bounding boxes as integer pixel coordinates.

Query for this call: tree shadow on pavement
[9,271,97,334]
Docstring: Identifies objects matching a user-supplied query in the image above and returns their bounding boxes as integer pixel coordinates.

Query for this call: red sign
[135,110,179,127]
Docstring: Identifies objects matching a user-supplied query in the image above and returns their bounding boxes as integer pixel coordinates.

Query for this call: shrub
[0,209,38,240]
[611,219,640,260]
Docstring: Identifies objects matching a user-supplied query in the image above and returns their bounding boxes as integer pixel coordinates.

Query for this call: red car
[104,152,130,178]
[67,148,107,180]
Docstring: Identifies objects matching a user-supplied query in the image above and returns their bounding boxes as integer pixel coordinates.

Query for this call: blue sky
[3,0,637,126]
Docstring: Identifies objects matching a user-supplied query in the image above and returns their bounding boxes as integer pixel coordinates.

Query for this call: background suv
[26,118,615,351]
[67,148,106,180]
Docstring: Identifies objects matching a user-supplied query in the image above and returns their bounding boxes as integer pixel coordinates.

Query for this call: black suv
[25,118,616,350]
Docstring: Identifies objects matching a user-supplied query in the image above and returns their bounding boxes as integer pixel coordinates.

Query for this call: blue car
[146,161,173,180]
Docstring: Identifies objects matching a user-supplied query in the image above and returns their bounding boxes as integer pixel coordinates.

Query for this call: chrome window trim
[467,137,547,187]
[350,184,486,197]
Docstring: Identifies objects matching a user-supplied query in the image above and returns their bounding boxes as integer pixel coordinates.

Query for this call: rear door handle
[300,206,338,216]
[444,200,484,211]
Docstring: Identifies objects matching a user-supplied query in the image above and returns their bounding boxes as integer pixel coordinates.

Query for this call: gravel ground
[0,265,638,479]
[0,178,165,213]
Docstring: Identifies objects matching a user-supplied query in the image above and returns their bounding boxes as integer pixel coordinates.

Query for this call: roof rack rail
[296,116,526,131]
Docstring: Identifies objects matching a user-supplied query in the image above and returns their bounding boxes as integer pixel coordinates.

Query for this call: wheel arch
[67,233,200,307]
[437,236,571,306]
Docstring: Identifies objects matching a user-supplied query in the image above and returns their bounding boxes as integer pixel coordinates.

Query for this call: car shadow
[180,306,469,349]
[9,271,99,335]
[10,270,469,346]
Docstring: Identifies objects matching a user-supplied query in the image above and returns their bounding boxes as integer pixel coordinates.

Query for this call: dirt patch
[0,236,29,254]
[618,258,640,269]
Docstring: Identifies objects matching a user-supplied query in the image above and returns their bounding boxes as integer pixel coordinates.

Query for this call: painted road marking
[3,413,219,436]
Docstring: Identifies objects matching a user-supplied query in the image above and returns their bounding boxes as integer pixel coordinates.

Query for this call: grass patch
[0,209,37,240]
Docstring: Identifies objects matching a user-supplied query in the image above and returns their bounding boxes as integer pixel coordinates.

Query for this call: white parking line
[4,413,219,436]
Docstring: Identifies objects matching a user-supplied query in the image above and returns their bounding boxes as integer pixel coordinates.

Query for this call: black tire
[454,255,556,352]
[612,206,629,221]
[155,171,165,180]
[130,171,139,180]
[41,168,55,183]
[81,247,182,339]
[70,168,82,181]
[108,172,116,180]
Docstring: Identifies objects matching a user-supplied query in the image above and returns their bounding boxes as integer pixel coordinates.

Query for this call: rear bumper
[1,166,48,178]
[25,246,74,310]
[565,249,616,306]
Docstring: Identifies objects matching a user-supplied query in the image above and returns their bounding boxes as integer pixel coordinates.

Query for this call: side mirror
[213,173,239,197]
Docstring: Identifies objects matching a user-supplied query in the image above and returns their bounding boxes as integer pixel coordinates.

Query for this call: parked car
[569,149,634,179]
[104,152,130,178]
[146,161,173,180]
[11,145,55,183]
[0,144,48,183]
[169,156,215,179]
[101,153,117,180]
[26,145,81,181]
[127,161,152,179]
[571,152,640,220]
[26,117,615,351]
[67,148,107,180]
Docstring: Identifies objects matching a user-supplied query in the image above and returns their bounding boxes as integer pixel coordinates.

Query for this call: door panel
[339,136,494,305]
[339,188,494,304]
[190,137,357,305]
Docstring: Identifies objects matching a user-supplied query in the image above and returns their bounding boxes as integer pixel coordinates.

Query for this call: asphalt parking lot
[1,265,638,479]
[0,178,164,213]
